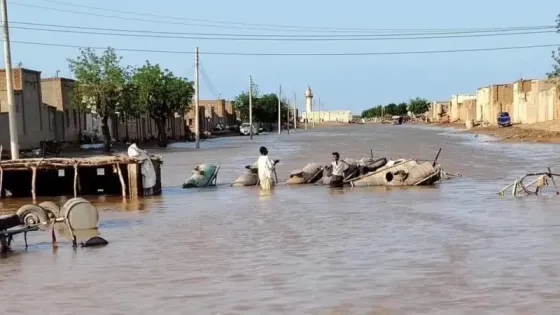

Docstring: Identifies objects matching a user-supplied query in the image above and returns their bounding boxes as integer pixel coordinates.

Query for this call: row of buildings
[427,78,560,125]
[0,68,238,151]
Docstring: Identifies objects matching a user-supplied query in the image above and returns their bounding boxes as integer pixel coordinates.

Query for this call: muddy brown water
[2,124,560,314]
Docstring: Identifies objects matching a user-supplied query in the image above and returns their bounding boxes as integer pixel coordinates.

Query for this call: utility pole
[286,97,290,135]
[312,98,315,128]
[249,76,253,140]
[194,47,200,149]
[278,84,281,134]
[293,92,297,131]
[1,0,18,160]
[318,97,321,124]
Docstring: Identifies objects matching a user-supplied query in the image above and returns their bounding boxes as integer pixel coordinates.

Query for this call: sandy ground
[431,121,560,143]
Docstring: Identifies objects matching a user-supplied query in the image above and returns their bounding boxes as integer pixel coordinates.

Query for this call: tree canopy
[132,62,194,146]
[361,102,408,118]
[407,97,430,115]
[68,48,195,149]
[232,89,290,123]
[361,97,430,118]
[548,14,560,79]
[68,47,128,152]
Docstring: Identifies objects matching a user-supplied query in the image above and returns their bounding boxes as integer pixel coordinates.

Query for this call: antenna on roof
[56,70,60,78]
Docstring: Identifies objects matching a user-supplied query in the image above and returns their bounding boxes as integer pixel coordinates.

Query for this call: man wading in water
[257,146,279,190]
[329,152,349,187]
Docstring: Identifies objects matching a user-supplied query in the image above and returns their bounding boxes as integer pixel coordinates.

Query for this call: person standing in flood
[257,146,279,190]
[329,152,348,187]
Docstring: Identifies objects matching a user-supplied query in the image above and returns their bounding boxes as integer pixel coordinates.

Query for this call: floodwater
[2,124,560,314]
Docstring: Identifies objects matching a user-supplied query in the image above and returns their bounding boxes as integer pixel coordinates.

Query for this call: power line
[10,1,558,35]
[9,40,559,56]
[8,2,362,33]
[9,21,555,38]
[39,0,547,33]
[8,24,556,41]
[198,58,220,98]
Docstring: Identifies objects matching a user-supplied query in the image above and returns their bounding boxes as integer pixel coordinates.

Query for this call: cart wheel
[16,205,48,229]
[38,201,60,220]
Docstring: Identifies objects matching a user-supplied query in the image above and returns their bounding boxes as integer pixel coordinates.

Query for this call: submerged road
[1,124,560,314]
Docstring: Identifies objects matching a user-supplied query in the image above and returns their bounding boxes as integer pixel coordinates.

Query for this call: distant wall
[450,94,475,121]
[475,87,491,122]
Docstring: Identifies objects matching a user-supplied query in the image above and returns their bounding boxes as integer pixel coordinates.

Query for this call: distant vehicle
[392,116,403,125]
[239,123,259,136]
[497,112,511,127]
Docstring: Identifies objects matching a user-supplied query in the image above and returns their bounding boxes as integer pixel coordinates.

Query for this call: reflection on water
[1,124,560,314]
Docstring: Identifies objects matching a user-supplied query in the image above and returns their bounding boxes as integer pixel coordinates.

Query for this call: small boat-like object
[182,163,220,188]
[349,159,442,187]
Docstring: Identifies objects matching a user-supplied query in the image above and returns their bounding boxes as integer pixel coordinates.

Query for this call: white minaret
[305,86,313,113]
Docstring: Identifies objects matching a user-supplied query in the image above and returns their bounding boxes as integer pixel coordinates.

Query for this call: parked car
[239,123,259,136]
[497,112,511,127]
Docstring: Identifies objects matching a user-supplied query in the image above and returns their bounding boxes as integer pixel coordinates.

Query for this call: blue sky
[5,0,560,114]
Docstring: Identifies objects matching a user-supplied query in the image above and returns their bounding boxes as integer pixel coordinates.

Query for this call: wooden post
[0,166,3,200]
[127,163,140,197]
[73,163,79,197]
[116,163,126,198]
[31,166,37,201]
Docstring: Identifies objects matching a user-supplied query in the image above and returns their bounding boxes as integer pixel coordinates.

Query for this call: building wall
[512,80,533,124]
[302,110,352,123]
[185,99,236,131]
[488,84,513,123]
[0,68,56,150]
[461,99,477,121]
[41,77,87,142]
[429,101,450,122]
[450,94,475,121]
[475,87,491,122]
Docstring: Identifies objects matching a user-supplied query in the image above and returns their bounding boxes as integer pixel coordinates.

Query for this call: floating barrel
[16,204,48,227]
[60,198,99,230]
[38,201,60,220]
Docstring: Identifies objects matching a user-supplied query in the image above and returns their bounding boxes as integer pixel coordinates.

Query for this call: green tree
[132,62,194,147]
[548,14,560,79]
[232,91,290,123]
[396,102,409,115]
[384,103,397,115]
[232,91,251,122]
[68,47,128,152]
[116,79,142,141]
[408,97,430,115]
